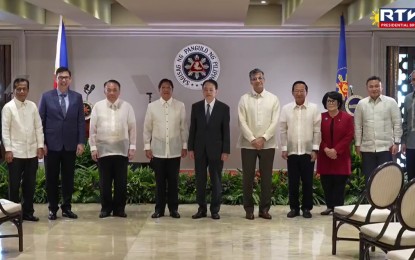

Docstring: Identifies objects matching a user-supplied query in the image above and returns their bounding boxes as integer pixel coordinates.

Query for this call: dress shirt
[402,92,415,148]
[143,97,188,158]
[205,98,215,114]
[2,98,44,158]
[279,101,321,155]
[237,89,280,149]
[354,95,402,152]
[57,89,69,111]
[89,99,136,157]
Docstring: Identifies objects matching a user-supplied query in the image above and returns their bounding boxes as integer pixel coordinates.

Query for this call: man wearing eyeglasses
[237,68,280,220]
[39,67,86,220]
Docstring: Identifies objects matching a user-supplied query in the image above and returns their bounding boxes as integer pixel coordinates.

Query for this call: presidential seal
[174,44,220,89]
[83,101,93,120]
[345,95,362,116]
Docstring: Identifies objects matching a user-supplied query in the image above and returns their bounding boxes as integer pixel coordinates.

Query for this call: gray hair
[249,68,264,80]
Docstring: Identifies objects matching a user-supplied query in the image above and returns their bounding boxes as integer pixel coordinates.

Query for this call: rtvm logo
[379,8,415,28]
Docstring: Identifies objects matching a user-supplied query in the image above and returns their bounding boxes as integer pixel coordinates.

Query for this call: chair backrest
[367,161,404,209]
[396,179,415,231]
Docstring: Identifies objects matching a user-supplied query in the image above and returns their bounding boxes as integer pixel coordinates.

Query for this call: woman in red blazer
[316,91,354,215]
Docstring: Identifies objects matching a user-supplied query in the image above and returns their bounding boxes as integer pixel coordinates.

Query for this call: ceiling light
[260,1,267,4]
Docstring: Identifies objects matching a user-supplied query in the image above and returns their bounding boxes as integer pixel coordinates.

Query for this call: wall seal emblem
[174,44,220,89]
[345,95,363,116]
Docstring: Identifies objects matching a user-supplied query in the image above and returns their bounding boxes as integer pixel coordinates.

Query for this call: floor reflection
[0,204,387,259]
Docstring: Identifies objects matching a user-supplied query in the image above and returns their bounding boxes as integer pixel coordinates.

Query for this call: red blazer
[316,111,354,175]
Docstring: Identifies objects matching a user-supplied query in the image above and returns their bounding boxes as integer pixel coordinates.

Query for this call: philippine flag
[54,16,68,88]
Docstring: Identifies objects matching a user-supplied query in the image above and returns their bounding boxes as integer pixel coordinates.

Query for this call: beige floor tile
[0,204,387,259]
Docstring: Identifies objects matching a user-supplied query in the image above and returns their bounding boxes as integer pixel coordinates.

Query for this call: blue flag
[336,14,348,98]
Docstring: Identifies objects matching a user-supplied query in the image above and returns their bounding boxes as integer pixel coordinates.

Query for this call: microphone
[83,84,89,95]
[90,84,95,91]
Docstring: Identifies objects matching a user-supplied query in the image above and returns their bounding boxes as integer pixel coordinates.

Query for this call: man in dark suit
[39,67,86,220]
[188,79,230,220]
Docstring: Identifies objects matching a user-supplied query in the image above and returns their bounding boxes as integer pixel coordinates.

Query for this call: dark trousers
[8,157,38,216]
[152,157,181,214]
[287,154,314,211]
[406,149,415,181]
[241,148,275,214]
[361,151,392,185]
[97,155,128,214]
[194,150,223,214]
[45,149,76,212]
[320,175,348,209]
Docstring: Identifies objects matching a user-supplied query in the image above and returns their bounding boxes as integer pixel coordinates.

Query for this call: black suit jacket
[188,99,230,160]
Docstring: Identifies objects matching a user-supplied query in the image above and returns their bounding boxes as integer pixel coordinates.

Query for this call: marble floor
[0,204,387,259]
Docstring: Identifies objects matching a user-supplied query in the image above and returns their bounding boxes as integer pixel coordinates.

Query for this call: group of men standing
[3,67,85,221]
[2,66,410,222]
[144,68,321,220]
[237,70,321,220]
[4,67,137,221]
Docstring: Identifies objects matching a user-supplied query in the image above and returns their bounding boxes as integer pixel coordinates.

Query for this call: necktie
[60,93,67,117]
[206,104,211,123]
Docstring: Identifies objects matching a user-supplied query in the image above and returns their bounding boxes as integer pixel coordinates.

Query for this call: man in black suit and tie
[188,79,230,220]
[39,67,86,220]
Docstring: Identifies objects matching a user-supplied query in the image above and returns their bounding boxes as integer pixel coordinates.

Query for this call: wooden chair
[359,179,415,259]
[386,248,415,260]
[332,162,404,255]
[0,199,23,252]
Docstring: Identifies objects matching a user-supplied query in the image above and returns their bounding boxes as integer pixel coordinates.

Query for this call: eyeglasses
[57,76,70,81]
[327,99,337,104]
[250,77,264,81]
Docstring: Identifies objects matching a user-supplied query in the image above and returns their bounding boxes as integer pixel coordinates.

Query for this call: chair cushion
[361,223,415,246]
[334,204,390,222]
[386,248,415,260]
[0,199,21,217]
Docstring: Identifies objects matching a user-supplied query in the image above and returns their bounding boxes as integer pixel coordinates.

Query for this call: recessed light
[261,1,267,4]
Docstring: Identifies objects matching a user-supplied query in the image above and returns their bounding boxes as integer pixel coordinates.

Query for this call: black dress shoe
[246,212,254,220]
[259,211,272,220]
[302,209,312,218]
[192,211,207,219]
[48,211,57,220]
[151,212,164,218]
[99,212,111,218]
[320,208,333,216]
[62,210,78,219]
[211,213,220,220]
[23,214,39,222]
[287,210,300,218]
[170,211,180,218]
[113,212,127,218]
